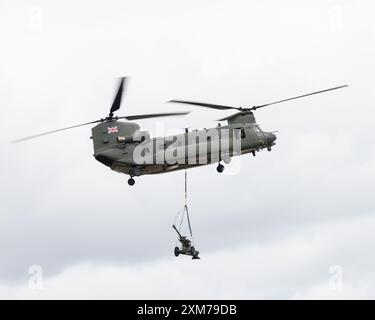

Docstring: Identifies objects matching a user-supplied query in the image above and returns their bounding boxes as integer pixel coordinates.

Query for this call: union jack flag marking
[107,126,119,134]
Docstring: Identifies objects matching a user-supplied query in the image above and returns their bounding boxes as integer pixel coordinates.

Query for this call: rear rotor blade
[109,77,126,116]
[11,119,102,143]
[168,100,239,111]
[252,85,348,110]
[118,111,190,121]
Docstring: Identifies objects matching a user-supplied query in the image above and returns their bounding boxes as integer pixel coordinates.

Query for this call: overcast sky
[0,0,374,299]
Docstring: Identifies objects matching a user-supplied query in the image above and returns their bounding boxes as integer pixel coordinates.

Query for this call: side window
[234,128,245,139]
[241,128,246,138]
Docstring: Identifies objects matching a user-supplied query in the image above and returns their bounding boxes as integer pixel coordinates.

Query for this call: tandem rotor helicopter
[12,78,348,186]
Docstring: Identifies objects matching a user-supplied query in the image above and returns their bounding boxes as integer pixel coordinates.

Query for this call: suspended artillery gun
[173,224,200,260]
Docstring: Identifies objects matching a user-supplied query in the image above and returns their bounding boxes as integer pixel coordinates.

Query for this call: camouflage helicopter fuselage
[91,111,276,179]
[12,77,346,187]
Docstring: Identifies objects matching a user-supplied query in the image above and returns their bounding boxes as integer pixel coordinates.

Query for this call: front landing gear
[128,177,135,186]
[216,163,224,173]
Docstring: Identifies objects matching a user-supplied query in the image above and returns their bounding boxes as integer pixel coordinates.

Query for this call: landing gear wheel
[267,146,272,152]
[128,177,135,186]
[174,246,180,257]
[216,163,224,173]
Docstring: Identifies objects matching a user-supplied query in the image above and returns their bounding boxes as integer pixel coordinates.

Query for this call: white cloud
[1,213,374,299]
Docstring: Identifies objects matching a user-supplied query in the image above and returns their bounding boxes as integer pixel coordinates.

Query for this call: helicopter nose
[266,132,277,143]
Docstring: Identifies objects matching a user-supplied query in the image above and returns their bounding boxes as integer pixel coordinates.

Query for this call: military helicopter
[12,78,347,186]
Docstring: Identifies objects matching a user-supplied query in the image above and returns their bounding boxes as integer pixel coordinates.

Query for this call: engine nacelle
[117,130,150,144]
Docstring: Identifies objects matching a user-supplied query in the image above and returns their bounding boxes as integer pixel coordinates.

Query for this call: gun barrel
[172,224,182,238]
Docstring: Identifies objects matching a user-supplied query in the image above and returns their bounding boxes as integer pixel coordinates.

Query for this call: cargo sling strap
[176,170,195,245]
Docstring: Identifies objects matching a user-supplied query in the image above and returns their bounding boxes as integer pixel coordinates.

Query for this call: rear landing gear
[128,177,135,186]
[216,163,224,173]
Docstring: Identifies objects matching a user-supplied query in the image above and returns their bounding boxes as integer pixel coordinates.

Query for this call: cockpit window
[253,125,263,137]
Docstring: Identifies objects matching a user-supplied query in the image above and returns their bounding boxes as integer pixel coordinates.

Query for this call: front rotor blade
[11,119,102,143]
[252,85,348,110]
[118,111,190,121]
[110,77,126,116]
[168,100,239,111]
[216,112,244,122]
